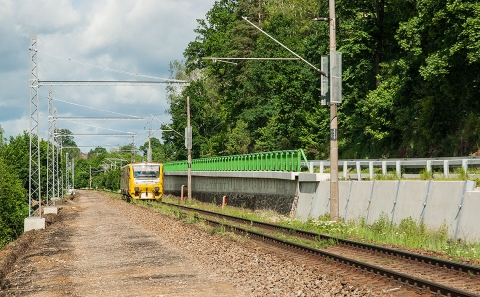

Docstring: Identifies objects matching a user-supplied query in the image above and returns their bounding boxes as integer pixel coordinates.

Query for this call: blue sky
[0,0,217,152]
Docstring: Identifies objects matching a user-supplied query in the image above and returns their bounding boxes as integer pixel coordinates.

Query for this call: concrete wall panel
[457,190,480,242]
[423,181,467,232]
[309,182,330,220]
[392,181,429,224]
[297,182,317,221]
[338,181,350,220]
[367,181,398,224]
[342,181,373,221]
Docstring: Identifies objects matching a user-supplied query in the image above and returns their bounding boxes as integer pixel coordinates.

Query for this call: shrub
[0,157,28,249]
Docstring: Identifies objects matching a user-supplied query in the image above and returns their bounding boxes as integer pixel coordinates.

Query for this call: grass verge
[160,195,480,265]
[103,191,480,266]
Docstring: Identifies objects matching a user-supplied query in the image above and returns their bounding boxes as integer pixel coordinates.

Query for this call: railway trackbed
[161,202,480,297]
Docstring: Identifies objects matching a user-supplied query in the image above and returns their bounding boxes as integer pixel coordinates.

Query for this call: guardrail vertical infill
[164,149,309,172]
[267,152,273,171]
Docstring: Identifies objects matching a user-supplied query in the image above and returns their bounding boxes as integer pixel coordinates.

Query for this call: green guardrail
[164,150,309,172]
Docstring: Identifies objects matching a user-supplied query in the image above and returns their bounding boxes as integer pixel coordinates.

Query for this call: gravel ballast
[1,190,385,296]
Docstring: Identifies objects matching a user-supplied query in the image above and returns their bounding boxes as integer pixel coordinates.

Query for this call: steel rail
[163,202,480,276]
[200,216,480,297]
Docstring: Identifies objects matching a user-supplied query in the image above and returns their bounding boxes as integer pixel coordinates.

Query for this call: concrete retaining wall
[164,171,479,242]
[296,179,477,241]
[164,171,298,215]
[457,189,480,242]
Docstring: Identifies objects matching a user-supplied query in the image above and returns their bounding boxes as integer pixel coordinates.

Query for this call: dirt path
[1,190,243,297]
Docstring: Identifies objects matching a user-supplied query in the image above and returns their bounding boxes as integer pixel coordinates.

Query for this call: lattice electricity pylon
[54,107,60,200]
[47,88,55,206]
[59,137,64,196]
[28,35,41,217]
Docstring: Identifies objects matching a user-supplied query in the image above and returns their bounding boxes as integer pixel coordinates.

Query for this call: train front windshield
[133,164,160,178]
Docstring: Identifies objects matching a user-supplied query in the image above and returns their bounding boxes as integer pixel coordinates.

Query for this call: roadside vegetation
[0,157,28,249]
[153,195,480,265]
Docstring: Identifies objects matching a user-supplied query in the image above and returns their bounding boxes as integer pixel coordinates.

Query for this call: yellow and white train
[120,162,164,201]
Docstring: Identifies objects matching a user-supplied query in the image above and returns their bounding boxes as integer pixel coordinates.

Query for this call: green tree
[165,0,480,160]
[87,146,107,158]
[1,132,30,192]
[55,128,81,159]
[393,0,480,156]
[164,59,229,159]
[73,158,91,189]
[0,156,28,248]
[226,120,251,154]
[0,125,5,147]
[139,137,168,162]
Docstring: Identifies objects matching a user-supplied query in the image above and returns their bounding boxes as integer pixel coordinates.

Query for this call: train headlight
[134,187,140,192]
[154,187,159,192]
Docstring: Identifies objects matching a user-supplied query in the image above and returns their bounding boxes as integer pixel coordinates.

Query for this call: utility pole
[329,0,340,221]
[131,135,135,163]
[147,129,152,162]
[186,96,192,200]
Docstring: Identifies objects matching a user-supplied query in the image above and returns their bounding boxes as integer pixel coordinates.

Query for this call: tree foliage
[162,0,480,159]
[55,128,81,159]
[0,156,28,248]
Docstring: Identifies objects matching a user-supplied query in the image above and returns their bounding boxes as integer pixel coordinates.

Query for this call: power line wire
[66,120,136,134]
[40,50,187,82]
[53,97,141,118]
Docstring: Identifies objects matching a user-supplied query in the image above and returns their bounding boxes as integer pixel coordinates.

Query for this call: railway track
[161,201,480,297]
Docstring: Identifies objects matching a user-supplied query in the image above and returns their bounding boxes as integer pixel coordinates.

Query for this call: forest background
[163,0,480,160]
[1,0,480,247]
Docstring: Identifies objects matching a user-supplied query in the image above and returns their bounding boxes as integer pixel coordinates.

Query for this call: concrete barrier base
[44,206,58,215]
[24,217,45,232]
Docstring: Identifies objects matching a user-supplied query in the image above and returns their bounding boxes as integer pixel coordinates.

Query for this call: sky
[0,0,217,153]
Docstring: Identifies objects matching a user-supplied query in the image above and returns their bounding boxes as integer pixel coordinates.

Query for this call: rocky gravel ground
[1,191,242,297]
[1,190,396,296]
[99,192,393,297]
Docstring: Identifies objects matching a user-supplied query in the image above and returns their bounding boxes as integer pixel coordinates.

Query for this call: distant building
[80,152,88,160]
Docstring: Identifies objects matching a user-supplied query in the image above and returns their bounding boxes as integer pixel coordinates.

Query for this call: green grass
[161,195,480,264]
[282,213,480,262]
[105,192,480,265]
[374,172,400,180]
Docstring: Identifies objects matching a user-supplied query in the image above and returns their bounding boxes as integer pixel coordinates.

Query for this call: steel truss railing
[164,150,309,172]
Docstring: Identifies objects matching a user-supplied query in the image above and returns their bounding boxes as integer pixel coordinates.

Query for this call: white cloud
[0,0,217,152]
[0,116,30,140]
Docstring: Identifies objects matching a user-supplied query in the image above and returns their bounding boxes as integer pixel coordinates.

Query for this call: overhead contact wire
[66,120,135,134]
[53,97,141,118]
[40,51,187,82]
